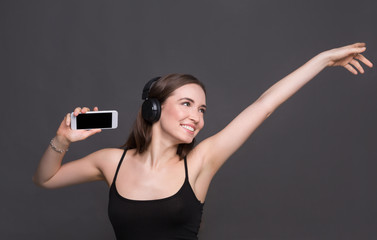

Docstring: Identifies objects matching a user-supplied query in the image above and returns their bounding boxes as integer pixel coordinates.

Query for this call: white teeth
[181,125,194,132]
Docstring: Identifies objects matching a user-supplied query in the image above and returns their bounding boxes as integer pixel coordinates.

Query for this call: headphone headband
[142,76,161,100]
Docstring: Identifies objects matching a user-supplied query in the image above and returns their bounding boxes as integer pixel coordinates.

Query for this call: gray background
[1,0,376,239]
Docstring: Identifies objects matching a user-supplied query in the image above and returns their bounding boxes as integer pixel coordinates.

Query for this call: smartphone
[70,110,118,130]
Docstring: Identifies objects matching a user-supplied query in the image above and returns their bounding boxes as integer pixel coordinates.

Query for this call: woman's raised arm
[33,107,103,188]
[197,43,373,175]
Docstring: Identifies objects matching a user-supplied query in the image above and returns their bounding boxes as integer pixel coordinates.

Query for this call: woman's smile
[180,124,195,133]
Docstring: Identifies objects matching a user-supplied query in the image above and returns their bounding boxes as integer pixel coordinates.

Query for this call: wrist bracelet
[49,137,69,154]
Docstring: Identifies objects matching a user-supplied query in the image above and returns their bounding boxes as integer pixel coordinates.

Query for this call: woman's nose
[189,110,200,123]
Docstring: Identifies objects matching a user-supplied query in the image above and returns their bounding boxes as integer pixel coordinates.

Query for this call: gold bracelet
[49,137,69,154]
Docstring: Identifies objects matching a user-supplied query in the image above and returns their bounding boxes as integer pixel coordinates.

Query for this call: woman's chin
[177,137,195,145]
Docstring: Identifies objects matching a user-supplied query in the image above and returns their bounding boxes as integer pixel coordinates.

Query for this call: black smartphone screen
[76,113,112,129]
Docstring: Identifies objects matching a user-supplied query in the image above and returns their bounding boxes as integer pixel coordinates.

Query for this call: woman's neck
[141,130,179,169]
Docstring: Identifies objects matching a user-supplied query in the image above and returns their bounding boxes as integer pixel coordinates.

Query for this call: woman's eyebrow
[178,97,207,109]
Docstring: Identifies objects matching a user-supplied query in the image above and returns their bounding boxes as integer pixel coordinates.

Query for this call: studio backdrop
[1,0,376,239]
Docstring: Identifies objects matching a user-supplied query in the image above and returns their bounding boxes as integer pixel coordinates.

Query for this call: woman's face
[158,83,206,144]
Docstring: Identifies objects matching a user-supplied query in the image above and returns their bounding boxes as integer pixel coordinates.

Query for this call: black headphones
[141,76,162,123]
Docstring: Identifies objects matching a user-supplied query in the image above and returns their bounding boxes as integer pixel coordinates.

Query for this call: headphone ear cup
[142,98,161,123]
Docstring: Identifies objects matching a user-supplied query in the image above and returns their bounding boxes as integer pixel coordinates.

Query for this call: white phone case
[70,110,118,130]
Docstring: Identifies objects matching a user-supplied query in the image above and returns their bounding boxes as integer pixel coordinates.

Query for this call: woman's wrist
[307,51,332,71]
[52,135,71,151]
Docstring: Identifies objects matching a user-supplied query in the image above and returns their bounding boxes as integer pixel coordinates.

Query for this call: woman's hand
[55,107,102,147]
[33,106,105,188]
[324,42,373,74]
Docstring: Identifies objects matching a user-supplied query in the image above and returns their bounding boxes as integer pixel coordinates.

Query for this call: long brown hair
[122,74,206,159]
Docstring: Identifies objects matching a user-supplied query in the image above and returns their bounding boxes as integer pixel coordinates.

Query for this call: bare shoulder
[91,148,125,160]
[91,148,127,186]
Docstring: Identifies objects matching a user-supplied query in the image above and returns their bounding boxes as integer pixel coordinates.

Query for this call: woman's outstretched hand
[324,42,373,74]
[56,107,102,146]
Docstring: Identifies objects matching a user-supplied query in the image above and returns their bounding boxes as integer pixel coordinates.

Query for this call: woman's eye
[199,109,206,114]
[183,102,190,106]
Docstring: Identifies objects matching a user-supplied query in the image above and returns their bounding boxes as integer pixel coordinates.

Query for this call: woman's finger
[344,64,358,75]
[82,107,90,113]
[94,106,99,111]
[65,113,71,126]
[347,47,366,56]
[352,42,366,48]
[350,59,364,74]
[74,107,82,116]
[355,54,374,68]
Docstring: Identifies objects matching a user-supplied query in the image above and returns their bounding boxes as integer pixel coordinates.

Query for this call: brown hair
[122,73,206,159]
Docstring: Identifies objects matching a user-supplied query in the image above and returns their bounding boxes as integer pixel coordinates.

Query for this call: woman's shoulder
[90,147,124,158]
[98,147,125,154]
[93,147,138,165]
[88,148,125,168]
[91,148,132,185]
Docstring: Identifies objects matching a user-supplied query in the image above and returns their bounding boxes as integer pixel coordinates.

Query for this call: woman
[33,43,373,239]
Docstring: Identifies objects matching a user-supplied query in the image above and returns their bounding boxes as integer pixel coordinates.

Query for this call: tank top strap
[183,156,189,182]
[112,148,128,184]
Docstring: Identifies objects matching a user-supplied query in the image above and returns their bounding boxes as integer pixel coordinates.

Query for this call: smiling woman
[123,74,207,159]
[33,43,373,240]
[158,84,206,143]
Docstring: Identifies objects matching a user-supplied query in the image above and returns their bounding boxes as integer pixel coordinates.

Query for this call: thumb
[84,129,102,138]
[351,47,366,55]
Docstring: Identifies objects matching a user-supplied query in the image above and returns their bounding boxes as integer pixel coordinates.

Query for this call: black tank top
[108,149,204,240]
